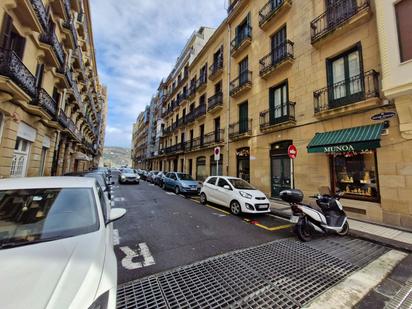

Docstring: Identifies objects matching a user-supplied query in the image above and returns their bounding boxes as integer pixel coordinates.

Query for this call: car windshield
[122,168,135,174]
[0,188,99,249]
[177,173,194,181]
[228,178,255,190]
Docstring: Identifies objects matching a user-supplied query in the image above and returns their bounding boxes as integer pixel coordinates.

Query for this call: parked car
[0,177,126,309]
[137,170,147,180]
[118,168,140,184]
[163,172,200,195]
[153,171,166,186]
[200,176,271,215]
[64,172,115,200]
[147,171,159,183]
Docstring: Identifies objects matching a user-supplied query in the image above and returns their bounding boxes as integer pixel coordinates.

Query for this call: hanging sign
[371,112,396,121]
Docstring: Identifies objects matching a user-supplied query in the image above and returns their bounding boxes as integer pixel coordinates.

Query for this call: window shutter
[0,14,13,49]
[35,63,45,89]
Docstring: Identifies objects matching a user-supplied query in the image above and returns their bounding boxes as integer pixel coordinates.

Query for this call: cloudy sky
[89,0,227,148]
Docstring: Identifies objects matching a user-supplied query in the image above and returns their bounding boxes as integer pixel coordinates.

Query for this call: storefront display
[330,150,379,201]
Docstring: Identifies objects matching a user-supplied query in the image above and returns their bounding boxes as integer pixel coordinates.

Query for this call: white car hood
[0,231,106,309]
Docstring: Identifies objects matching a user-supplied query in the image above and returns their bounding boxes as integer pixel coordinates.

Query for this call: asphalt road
[111,175,294,285]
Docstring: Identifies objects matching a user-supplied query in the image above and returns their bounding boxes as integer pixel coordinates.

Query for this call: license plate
[290,215,299,223]
[257,204,268,210]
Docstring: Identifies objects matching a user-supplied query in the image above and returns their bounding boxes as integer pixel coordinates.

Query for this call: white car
[118,168,140,184]
[0,177,126,309]
[200,176,271,215]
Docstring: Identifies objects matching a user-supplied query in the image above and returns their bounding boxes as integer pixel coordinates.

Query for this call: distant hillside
[103,147,132,168]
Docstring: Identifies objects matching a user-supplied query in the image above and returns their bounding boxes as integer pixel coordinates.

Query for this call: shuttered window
[395,0,412,62]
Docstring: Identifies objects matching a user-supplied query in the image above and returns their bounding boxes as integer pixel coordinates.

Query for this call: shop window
[196,156,207,181]
[395,0,412,62]
[330,151,380,202]
[237,147,250,182]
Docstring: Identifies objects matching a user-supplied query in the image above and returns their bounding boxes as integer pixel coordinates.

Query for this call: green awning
[307,123,384,153]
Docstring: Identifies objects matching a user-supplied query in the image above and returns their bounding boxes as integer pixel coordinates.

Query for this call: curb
[270,209,291,219]
[349,230,412,253]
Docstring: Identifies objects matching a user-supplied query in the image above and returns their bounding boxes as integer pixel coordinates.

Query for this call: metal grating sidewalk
[117,237,389,309]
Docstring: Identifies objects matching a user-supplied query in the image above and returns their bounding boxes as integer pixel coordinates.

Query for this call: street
[111,176,293,284]
[110,175,403,308]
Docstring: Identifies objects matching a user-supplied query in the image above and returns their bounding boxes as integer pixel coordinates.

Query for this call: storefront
[270,140,293,198]
[196,156,207,181]
[210,154,223,176]
[307,123,383,202]
[236,147,250,182]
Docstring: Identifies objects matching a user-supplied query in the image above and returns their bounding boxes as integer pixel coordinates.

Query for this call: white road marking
[114,197,125,202]
[113,229,120,245]
[212,213,226,217]
[166,192,175,195]
[119,243,156,270]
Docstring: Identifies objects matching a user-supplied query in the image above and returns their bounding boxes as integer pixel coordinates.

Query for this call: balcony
[187,84,196,100]
[196,75,207,93]
[311,0,371,46]
[57,109,69,128]
[31,88,58,119]
[259,101,296,132]
[185,110,196,125]
[203,129,225,148]
[259,40,294,79]
[39,30,65,67]
[230,71,252,97]
[171,120,179,132]
[13,0,48,33]
[313,70,380,115]
[231,26,252,57]
[259,0,292,30]
[50,0,70,21]
[227,0,241,14]
[0,48,37,99]
[195,104,206,120]
[163,125,172,136]
[229,119,252,140]
[209,58,223,81]
[62,19,79,49]
[208,92,223,113]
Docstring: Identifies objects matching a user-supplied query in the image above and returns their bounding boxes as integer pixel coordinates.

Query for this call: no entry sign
[214,147,221,161]
[288,145,298,159]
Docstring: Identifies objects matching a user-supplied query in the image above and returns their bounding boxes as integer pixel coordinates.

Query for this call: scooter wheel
[296,220,312,242]
[336,222,349,236]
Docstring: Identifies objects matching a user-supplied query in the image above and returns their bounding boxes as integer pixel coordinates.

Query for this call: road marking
[119,243,155,270]
[212,213,226,217]
[113,229,120,245]
[267,213,290,222]
[165,192,175,195]
[205,204,231,215]
[253,223,292,231]
[114,197,125,202]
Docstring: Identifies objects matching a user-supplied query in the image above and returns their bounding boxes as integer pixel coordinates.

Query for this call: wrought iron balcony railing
[57,109,69,128]
[39,29,65,66]
[195,103,206,118]
[63,0,71,20]
[188,84,196,98]
[203,129,225,147]
[230,71,252,96]
[208,92,223,111]
[259,40,294,77]
[229,119,252,139]
[313,70,379,113]
[196,75,207,91]
[185,110,196,124]
[259,0,291,27]
[227,0,241,14]
[311,0,370,43]
[63,19,79,48]
[209,57,224,80]
[30,0,49,32]
[0,48,37,98]
[259,101,296,129]
[33,88,58,119]
[231,25,252,54]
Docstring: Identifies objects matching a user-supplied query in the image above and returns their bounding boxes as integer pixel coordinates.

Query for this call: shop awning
[307,123,384,153]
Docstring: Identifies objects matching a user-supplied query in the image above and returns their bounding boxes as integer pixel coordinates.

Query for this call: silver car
[118,168,140,184]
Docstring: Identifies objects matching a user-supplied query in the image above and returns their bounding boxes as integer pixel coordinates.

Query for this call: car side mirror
[223,185,231,190]
[106,208,126,225]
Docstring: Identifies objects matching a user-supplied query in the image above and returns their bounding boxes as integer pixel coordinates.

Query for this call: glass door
[10,138,30,177]
[271,26,286,64]
[271,155,292,197]
[239,57,249,85]
[239,102,248,134]
[269,82,288,125]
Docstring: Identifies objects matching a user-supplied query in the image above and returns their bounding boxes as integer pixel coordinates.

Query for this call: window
[35,63,45,89]
[269,82,288,124]
[215,81,222,94]
[326,0,357,25]
[271,26,287,63]
[39,147,47,176]
[396,0,412,62]
[196,156,207,181]
[199,94,206,106]
[199,124,205,146]
[239,57,249,85]
[327,45,363,108]
[206,177,217,185]
[217,178,230,188]
[235,13,251,46]
[239,102,248,133]
[188,159,193,176]
[10,137,31,177]
[0,14,26,59]
[330,151,379,202]
[214,117,221,142]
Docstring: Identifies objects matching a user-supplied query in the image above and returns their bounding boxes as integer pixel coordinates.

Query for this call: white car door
[203,177,218,203]
[215,178,233,207]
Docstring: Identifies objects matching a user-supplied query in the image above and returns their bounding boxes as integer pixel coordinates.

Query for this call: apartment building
[0,0,106,178]
[133,0,412,229]
[132,107,149,169]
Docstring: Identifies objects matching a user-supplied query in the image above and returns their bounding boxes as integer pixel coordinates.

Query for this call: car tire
[162,183,166,190]
[230,200,242,216]
[175,186,180,195]
[200,193,207,205]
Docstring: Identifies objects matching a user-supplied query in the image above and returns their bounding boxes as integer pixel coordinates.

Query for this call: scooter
[279,189,349,242]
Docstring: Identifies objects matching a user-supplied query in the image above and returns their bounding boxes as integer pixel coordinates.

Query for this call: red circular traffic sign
[288,145,297,159]
[214,147,220,155]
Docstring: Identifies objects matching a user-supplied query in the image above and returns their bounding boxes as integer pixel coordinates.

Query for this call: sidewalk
[269,199,412,252]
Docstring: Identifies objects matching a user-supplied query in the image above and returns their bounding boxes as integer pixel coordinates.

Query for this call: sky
[89,0,228,148]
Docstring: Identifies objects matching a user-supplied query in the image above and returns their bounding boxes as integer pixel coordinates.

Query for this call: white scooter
[280,189,349,242]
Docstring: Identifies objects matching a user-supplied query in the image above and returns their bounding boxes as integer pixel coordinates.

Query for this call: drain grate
[117,237,389,309]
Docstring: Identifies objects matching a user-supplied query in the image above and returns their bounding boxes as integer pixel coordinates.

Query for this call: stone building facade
[132,0,412,229]
[0,0,106,178]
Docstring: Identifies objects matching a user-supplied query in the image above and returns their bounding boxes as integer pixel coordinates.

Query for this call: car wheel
[200,193,207,205]
[230,201,242,216]
[175,186,180,195]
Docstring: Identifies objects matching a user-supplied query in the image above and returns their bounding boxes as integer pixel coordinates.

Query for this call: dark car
[147,171,159,183]
[153,171,166,186]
